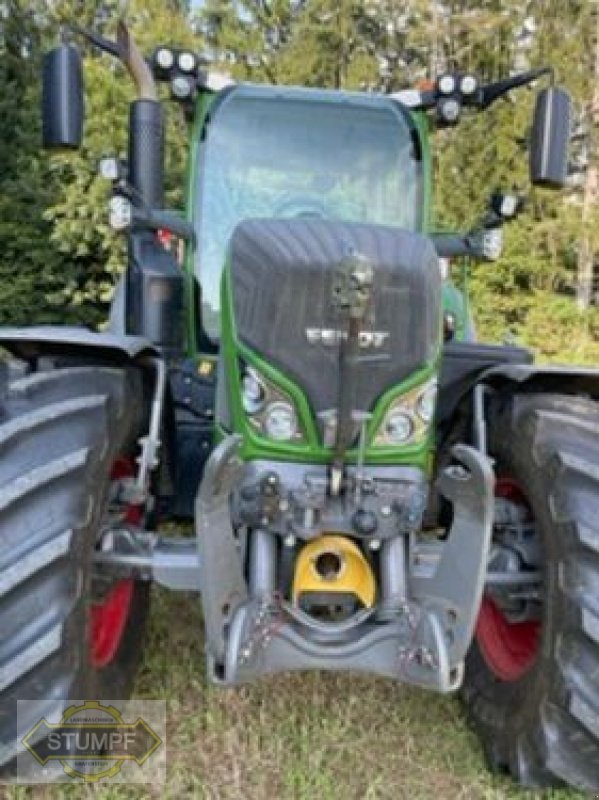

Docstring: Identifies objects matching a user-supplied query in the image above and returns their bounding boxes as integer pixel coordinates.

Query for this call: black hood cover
[229,218,441,416]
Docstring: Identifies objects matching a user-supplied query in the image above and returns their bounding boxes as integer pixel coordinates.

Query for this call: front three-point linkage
[329,250,375,496]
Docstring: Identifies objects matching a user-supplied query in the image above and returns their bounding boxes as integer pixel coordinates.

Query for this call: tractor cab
[192,84,426,341]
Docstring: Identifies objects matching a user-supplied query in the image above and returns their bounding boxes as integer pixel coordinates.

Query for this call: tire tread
[463,393,599,792]
[0,362,146,770]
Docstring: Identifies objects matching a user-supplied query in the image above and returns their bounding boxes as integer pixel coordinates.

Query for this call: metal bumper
[196,437,495,693]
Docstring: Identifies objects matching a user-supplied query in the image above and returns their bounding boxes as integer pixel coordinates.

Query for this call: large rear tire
[462,394,599,791]
[0,362,151,771]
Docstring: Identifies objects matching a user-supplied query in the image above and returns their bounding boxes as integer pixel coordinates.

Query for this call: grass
[4,589,587,800]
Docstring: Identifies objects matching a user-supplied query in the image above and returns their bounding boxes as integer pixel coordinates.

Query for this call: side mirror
[529,86,571,189]
[42,44,84,150]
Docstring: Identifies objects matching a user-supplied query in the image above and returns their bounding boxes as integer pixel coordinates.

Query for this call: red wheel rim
[90,579,135,668]
[475,478,541,682]
[89,458,142,669]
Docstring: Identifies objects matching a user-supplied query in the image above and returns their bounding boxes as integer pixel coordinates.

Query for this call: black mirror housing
[529,86,571,189]
[42,44,84,150]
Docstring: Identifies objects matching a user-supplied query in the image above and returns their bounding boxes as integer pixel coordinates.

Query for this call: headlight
[417,382,437,423]
[155,47,175,70]
[177,51,197,73]
[373,379,436,447]
[479,228,504,261]
[438,97,461,124]
[171,76,194,100]
[384,411,414,444]
[460,74,478,96]
[438,74,457,95]
[242,368,266,414]
[240,363,305,443]
[263,401,298,442]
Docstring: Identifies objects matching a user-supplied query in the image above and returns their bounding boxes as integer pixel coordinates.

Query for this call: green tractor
[0,20,597,791]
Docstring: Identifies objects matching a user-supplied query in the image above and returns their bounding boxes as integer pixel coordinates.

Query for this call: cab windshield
[194,87,423,340]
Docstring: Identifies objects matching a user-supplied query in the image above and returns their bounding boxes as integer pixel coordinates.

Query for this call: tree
[40,0,199,323]
[0,1,79,324]
[199,0,298,83]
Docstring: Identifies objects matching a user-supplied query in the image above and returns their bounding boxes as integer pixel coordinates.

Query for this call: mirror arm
[431,233,477,259]
[131,207,195,245]
[398,67,554,114]
[479,66,553,109]
[70,20,157,101]
[432,230,503,262]
[70,23,122,59]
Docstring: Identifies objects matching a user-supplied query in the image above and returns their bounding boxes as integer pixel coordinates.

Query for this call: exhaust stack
[115,22,164,209]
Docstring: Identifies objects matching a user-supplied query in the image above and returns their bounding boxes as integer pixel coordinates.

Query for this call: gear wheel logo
[21,700,162,783]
